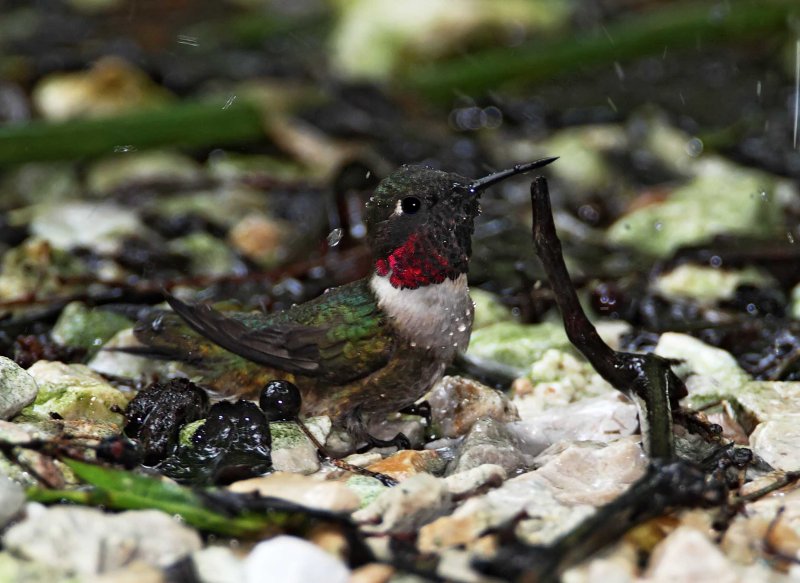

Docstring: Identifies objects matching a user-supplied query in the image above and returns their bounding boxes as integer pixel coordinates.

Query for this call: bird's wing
[166,279,394,382]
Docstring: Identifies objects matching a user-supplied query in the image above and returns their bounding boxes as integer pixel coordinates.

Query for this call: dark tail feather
[131,310,209,365]
[127,308,271,399]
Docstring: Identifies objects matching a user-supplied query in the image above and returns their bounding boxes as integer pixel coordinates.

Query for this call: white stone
[750,416,800,471]
[509,393,638,456]
[532,436,648,506]
[450,417,530,475]
[443,464,506,499]
[737,382,800,425]
[3,506,201,575]
[654,333,750,404]
[0,357,38,420]
[645,526,739,583]
[512,349,616,418]
[353,473,452,534]
[88,328,168,380]
[244,536,349,583]
[29,201,145,254]
[0,473,24,528]
[191,546,245,583]
[418,469,593,553]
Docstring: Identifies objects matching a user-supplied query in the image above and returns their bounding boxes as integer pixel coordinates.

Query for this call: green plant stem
[404,0,795,101]
[0,100,265,166]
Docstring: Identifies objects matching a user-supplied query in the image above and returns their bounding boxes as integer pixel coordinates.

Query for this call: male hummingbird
[135,158,556,448]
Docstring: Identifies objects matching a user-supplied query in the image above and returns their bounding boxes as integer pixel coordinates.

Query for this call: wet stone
[3,506,201,575]
[607,159,786,257]
[0,552,64,583]
[29,201,146,254]
[645,526,739,582]
[652,264,774,305]
[509,393,638,457]
[532,435,648,506]
[654,332,751,407]
[51,301,132,356]
[0,238,87,301]
[470,288,515,330]
[749,416,800,471]
[366,449,445,482]
[449,418,530,476]
[353,473,452,535]
[87,150,202,194]
[88,328,171,380]
[467,321,573,369]
[427,375,518,439]
[0,356,38,420]
[265,423,314,474]
[124,378,210,466]
[418,470,592,553]
[168,232,240,277]
[736,382,800,426]
[511,349,615,418]
[345,474,388,509]
[443,464,506,500]
[22,361,129,426]
[0,472,25,529]
[722,485,800,565]
[157,400,271,485]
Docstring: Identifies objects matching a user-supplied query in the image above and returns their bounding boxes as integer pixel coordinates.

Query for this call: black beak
[469,157,558,194]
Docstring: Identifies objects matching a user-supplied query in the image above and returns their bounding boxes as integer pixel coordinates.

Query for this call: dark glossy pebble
[159,400,271,486]
[123,378,210,466]
[259,380,302,422]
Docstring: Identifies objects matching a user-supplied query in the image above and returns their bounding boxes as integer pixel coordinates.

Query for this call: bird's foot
[356,432,410,453]
[399,401,432,425]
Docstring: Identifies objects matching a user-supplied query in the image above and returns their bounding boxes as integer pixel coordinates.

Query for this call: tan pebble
[228,213,286,262]
[227,472,360,512]
[417,514,476,553]
[348,563,395,583]
[366,449,440,481]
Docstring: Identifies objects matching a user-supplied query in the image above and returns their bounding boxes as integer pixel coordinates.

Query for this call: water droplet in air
[327,228,344,247]
[177,35,199,47]
[223,95,238,110]
[113,145,136,153]
[684,137,703,157]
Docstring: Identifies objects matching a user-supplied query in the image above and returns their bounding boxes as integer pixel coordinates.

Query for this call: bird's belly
[296,344,447,422]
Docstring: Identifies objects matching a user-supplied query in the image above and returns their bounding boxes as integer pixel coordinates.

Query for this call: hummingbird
[134,158,556,449]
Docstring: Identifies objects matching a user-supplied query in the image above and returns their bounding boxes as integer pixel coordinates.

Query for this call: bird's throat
[374,233,464,290]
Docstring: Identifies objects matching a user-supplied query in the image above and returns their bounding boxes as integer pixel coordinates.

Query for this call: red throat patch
[375,234,457,289]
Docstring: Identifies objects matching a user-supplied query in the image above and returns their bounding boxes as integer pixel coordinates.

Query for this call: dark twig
[735,471,800,505]
[529,176,685,459]
[476,460,726,582]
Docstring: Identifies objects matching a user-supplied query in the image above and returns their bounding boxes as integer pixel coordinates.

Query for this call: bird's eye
[400,196,422,214]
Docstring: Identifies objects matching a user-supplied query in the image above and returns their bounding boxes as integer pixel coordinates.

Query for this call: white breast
[370,273,473,358]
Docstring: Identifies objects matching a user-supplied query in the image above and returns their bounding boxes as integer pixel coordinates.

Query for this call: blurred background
[0,0,798,376]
